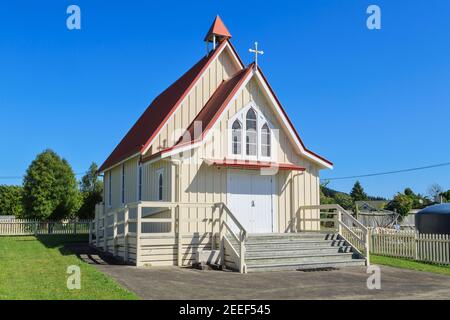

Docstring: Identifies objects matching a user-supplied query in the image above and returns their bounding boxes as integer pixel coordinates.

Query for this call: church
[92,16,369,272]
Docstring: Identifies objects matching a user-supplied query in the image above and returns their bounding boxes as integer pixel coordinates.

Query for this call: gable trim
[154,67,333,169]
[140,40,244,157]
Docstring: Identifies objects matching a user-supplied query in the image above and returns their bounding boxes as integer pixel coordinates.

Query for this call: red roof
[99,40,230,172]
[204,159,306,171]
[173,65,253,148]
[204,15,232,41]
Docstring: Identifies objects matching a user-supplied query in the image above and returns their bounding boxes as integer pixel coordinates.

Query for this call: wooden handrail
[298,204,370,265]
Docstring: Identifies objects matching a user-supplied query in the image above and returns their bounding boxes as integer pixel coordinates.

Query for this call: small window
[138,165,143,201]
[261,123,271,157]
[232,120,242,155]
[157,169,164,201]
[246,109,257,156]
[108,171,112,207]
[121,164,125,204]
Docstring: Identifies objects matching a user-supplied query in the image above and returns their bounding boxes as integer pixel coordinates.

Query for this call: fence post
[414,231,419,261]
[34,221,38,236]
[365,228,370,266]
[73,220,77,235]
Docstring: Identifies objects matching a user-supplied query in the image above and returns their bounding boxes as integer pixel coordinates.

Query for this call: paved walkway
[70,244,450,300]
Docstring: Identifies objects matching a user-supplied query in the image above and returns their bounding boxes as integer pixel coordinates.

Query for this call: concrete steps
[226,232,366,272]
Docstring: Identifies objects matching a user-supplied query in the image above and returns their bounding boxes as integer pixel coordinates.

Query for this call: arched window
[261,123,271,157]
[157,169,164,201]
[246,109,257,156]
[231,120,242,155]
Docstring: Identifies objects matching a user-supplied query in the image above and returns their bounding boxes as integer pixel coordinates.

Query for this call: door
[227,170,274,233]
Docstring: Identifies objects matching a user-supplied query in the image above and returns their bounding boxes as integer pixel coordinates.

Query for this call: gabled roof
[99,40,236,172]
[204,15,232,42]
[174,65,253,147]
[143,65,333,169]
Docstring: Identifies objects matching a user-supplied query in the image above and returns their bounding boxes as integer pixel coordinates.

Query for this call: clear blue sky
[1,1,449,199]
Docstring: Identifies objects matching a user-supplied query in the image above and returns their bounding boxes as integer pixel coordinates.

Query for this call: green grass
[0,235,139,300]
[371,255,450,276]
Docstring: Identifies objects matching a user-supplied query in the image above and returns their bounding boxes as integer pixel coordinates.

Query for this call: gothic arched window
[246,109,257,156]
[261,123,271,157]
[231,120,242,155]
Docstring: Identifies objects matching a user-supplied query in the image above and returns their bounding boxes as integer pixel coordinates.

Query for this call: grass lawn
[372,255,450,276]
[0,235,139,300]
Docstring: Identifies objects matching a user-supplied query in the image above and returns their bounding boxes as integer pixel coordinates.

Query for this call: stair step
[246,246,353,257]
[246,259,366,272]
[245,252,356,265]
[247,233,340,241]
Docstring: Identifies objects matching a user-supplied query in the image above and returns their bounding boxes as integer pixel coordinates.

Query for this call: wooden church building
[91,16,369,272]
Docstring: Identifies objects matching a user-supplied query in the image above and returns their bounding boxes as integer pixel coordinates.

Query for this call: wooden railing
[298,204,370,265]
[92,201,247,271]
[217,202,247,273]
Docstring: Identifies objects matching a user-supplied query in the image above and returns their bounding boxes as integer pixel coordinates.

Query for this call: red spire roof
[204,15,232,42]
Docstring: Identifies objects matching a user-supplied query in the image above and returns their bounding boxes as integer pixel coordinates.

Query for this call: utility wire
[322,162,450,181]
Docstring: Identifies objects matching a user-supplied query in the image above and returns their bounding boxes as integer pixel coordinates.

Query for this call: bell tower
[204,15,232,52]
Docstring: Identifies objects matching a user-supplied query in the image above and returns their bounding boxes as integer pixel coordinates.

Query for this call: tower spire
[204,15,232,50]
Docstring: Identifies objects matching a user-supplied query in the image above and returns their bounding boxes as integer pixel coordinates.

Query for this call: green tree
[441,190,450,203]
[22,149,81,220]
[387,193,414,217]
[0,185,24,217]
[77,163,103,219]
[334,193,353,210]
[350,181,368,202]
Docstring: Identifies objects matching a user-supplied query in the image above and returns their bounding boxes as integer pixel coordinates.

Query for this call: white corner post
[124,206,129,263]
[136,204,142,267]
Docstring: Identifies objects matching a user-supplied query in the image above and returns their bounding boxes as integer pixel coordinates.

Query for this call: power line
[321,161,450,181]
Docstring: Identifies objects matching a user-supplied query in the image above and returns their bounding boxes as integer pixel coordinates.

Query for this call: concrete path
[70,244,450,300]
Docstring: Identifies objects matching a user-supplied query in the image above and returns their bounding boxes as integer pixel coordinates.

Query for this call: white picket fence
[370,228,450,265]
[0,219,92,236]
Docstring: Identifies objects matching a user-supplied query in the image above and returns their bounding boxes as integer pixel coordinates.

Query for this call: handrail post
[239,230,246,273]
[113,211,118,256]
[337,209,342,234]
[103,210,107,252]
[365,228,370,266]
[177,205,182,267]
[124,206,129,263]
[219,204,225,267]
[136,204,142,267]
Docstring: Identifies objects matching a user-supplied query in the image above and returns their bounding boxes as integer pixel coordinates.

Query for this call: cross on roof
[249,42,264,68]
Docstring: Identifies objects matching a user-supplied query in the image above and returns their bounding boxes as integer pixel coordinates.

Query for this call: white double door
[227,170,275,233]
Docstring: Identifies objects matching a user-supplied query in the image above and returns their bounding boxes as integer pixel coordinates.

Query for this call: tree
[77,163,103,219]
[350,181,368,202]
[441,190,450,203]
[0,185,24,217]
[387,193,413,217]
[428,183,444,202]
[22,149,81,220]
[333,193,353,210]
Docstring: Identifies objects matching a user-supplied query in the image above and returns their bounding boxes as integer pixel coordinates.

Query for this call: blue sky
[0,0,449,198]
